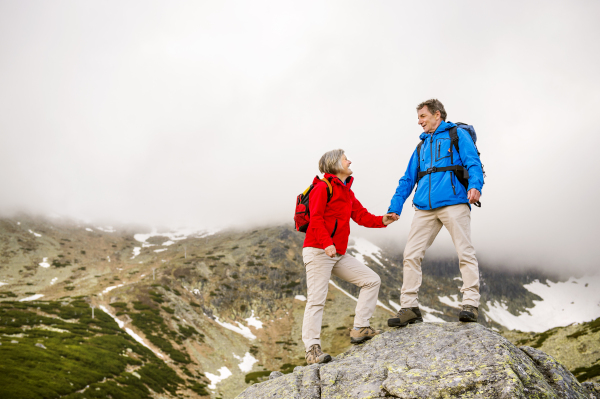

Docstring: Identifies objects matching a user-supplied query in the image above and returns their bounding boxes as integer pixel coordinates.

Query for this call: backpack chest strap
[417,165,469,181]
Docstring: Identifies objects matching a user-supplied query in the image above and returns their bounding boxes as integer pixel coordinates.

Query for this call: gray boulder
[236,322,596,399]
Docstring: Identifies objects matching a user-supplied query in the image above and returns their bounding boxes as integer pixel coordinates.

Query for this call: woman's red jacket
[303,173,386,255]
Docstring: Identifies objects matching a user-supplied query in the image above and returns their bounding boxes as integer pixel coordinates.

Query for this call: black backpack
[415,122,485,207]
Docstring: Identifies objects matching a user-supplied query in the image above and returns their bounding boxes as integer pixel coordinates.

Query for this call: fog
[1,1,599,275]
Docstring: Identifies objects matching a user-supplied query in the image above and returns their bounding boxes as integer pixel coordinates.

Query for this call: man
[386,99,484,326]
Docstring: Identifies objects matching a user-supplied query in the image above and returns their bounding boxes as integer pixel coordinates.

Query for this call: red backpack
[294,176,333,232]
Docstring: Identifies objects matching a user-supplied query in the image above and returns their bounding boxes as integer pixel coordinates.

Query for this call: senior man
[387,99,484,327]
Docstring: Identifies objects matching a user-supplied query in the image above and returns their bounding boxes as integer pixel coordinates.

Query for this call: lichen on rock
[236,322,597,398]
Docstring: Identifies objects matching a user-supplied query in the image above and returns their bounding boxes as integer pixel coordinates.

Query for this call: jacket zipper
[451,172,456,195]
[330,220,338,238]
[429,135,433,209]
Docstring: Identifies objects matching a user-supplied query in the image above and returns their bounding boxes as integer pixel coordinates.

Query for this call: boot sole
[459,312,477,323]
[387,317,423,328]
[350,335,374,344]
[306,354,332,365]
[318,354,332,364]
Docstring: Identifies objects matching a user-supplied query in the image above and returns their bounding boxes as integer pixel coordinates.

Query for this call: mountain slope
[0,215,598,398]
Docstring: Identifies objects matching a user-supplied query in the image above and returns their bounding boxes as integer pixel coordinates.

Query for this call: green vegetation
[572,361,600,382]
[126,299,192,364]
[245,370,271,384]
[0,300,183,399]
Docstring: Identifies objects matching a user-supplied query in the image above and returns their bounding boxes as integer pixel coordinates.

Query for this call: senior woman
[302,149,397,365]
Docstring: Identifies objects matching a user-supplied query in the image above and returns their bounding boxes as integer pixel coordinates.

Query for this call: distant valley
[0,215,598,398]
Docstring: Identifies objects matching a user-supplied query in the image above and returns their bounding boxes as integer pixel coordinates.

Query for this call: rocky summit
[236,322,599,399]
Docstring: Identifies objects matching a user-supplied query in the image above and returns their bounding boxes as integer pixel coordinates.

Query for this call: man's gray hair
[416,99,447,121]
[319,149,345,174]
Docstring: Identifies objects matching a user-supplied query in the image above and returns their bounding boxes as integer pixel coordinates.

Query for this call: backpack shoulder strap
[449,126,459,154]
[320,177,333,202]
[416,139,425,175]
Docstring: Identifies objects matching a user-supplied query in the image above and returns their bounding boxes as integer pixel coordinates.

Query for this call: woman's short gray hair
[319,149,345,174]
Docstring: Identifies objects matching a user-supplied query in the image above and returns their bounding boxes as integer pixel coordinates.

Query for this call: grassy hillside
[0,215,594,398]
[502,317,600,383]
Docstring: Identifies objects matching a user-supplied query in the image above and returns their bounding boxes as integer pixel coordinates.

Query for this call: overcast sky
[1,1,599,275]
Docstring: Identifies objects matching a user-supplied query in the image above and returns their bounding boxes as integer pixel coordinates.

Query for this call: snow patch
[20,294,44,302]
[0,281,7,287]
[17,222,20,225]
[162,240,175,246]
[50,277,58,285]
[134,228,218,247]
[126,328,164,358]
[454,277,462,281]
[102,284,123,294]
[98,305,164,358]
[193,288,200,295]
[28,229,41,237]
[131,247,141,259]
[348,237,384,267]
[438,295,461,308]
[205,367,232,390]
[85,228,93,232]
[39,258,50,268]
[420,304,444,314]
[99,305,124,328]
[484,274,600,332]
[245,310,263,329]
[389,300,401,311]
[95,226,116,233]
[233,352,258,372]
[295,295,307,301]
[154,248,167,253]
[213,317,256,340]
[423,313,446,323]
[107,256,110,262]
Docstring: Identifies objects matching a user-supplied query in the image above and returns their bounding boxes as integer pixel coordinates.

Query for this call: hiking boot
[459,305,478,322]
[350,326,382,344]
[305,344,332,365]
[387,307,423,328]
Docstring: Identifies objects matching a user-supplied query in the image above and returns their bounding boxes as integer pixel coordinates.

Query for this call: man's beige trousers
[302,247,381,350]
[401,203,480,308]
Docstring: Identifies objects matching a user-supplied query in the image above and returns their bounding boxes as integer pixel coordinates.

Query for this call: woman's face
[340,154,352,176]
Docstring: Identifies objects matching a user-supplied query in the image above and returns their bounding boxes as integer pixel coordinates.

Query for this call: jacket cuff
[467,186,482,194]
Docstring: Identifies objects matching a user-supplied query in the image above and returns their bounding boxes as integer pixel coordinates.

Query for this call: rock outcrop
[236,322,596,398]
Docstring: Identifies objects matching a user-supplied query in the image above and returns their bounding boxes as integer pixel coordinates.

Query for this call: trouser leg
[438,204,480,307]
[332,254,381,328]
[302,247,336,350]
[401,209,443,308]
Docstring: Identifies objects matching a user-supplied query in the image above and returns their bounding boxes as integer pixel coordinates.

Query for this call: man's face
[417,106,442,133]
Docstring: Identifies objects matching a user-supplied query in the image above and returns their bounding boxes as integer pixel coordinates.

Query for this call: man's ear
[435,111,441,120]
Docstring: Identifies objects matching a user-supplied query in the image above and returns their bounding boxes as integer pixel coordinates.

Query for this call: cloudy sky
[1,1,599,275]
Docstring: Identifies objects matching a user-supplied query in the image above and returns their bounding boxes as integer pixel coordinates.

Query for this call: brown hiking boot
[350,326,382,344]
[305,344,332,365]
[387,307,423,328]
[459,305,478,322]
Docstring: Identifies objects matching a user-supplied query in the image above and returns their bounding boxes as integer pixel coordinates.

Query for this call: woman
[302,149,397,365]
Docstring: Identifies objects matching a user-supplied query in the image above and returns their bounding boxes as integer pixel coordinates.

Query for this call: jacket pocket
[435,138,450,162]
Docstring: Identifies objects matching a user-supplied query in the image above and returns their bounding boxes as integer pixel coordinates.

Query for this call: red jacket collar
[324,173,353,189]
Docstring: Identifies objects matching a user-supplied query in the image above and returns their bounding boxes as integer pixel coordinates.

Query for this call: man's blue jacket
[388,120,484,215]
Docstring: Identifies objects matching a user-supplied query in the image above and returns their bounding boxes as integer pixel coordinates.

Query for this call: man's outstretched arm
[387,147,419,216]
